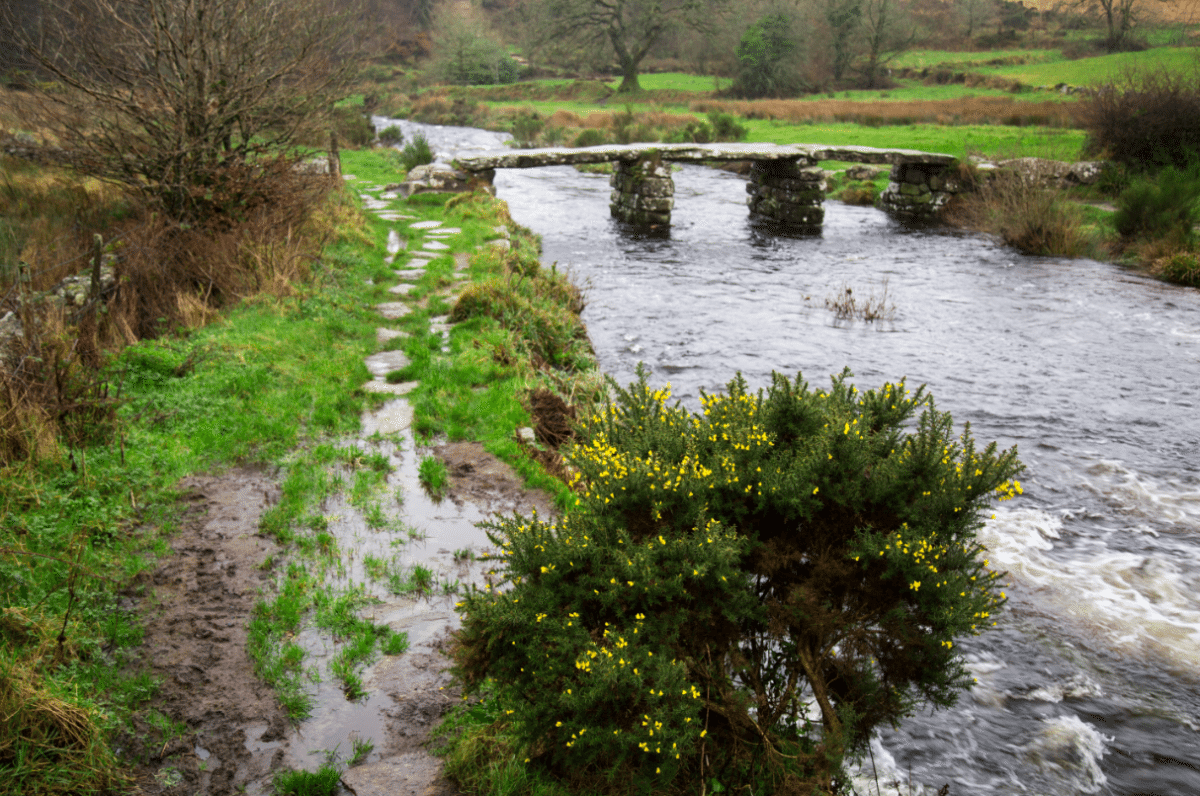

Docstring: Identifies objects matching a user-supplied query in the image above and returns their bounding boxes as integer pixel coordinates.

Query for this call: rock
[397,164,472,197]
[340,752,457,796]
[516,427,538,445]
[294,157,331,175]
[845,165,886,181]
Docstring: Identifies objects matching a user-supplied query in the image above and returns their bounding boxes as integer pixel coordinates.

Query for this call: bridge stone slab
[454,142,954,173]
[454,142,958,231]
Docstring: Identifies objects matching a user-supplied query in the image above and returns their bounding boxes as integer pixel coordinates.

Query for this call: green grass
[740,119,1086,161]
[605,72,727,92]
[273,763,343,795]
[892,48,1063,69]
[981,45,1200,86]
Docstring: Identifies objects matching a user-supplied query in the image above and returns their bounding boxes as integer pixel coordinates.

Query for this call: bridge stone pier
[454,143,959,232]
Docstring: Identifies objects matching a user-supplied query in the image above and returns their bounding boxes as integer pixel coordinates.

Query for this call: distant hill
[1019,0,1199,24]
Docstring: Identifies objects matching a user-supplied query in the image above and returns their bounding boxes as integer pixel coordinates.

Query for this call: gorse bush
[399,133,435,171]
[1113,163,1200,244]
[451,369,1023,793]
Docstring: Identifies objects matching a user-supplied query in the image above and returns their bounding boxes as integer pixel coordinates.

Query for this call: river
[384,119,1200,796]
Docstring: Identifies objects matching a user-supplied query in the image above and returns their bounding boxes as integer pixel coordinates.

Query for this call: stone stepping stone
[422,240,450,251]
[361,380,418,396]
[407,250,438,259]
[375,302,410,320]
[364,350,411,379]
[380,191,399,200]
[486,239,511,252]
[453,253,470,271]
[361,399,414,436]
[376,327,408,345]
[409,220,443,229]
[376,212,404,221]
[386,230,405,255]
[387,283,416,296]
[394,270,423,281]
[426,227,461,235]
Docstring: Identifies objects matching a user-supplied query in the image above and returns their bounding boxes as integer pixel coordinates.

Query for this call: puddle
[235,405,547,794]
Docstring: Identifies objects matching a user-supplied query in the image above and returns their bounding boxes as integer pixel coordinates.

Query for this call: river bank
[0,143,602,795]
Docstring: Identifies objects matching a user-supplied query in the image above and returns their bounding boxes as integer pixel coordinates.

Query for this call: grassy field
[741,119,1087,160]
[979,45,1200,85]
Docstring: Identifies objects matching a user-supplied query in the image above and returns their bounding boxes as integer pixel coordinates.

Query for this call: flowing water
[385,119,1200,795]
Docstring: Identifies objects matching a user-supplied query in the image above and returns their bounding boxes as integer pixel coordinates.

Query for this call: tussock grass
[945,171,1095,257]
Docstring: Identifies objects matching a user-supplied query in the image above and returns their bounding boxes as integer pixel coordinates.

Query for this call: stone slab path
[340,178,504,796]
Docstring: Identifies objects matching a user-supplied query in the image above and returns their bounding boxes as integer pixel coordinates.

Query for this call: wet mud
[123,470,288,795]
[122,183,562,796]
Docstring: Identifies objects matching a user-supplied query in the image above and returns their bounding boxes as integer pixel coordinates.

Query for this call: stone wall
[610,156,674,226]
[746,160,824,231]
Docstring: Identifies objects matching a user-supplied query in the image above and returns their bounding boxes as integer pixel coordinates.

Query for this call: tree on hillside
[857,0,915,88]
[525,0,726,92]
[825,0,862,81]
[1079,0,1139,50]
[6,0,361,223]
[732,13,807,97]
[430,3,521,84]
[956,0,993,38]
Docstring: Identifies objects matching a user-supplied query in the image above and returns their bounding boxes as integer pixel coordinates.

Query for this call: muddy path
[124,185,555,796]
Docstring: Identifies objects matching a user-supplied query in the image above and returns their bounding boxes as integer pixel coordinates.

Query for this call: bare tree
[527,0,725,92]
[856,0,914,88]
[1086,0,1139,50]
[7,0,361,222]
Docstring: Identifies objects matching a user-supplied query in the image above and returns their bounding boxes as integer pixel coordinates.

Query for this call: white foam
[1083,459,1200,529]
[1020,715,1110,794]
[981,507,1200,675]
[847,736,935,796]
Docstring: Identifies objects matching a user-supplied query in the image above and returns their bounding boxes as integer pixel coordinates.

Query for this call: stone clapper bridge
[454,142,964,231]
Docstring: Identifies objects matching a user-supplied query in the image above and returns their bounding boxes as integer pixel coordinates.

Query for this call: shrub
[1081,67,1200,169]
[707,111,748,142]
[451,369,1023,793]
[1113,163,1200,244]
[399,133,435,171]
[573,128,608,148]
[1154,252,1200,287]
[511,113,545,148]
[377,124,404,146]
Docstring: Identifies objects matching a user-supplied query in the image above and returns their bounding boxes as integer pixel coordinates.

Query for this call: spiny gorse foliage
[452,367,1023,794]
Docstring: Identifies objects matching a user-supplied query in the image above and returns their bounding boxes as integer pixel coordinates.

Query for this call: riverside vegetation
[0,134,595,793]
[1,4,1196,793]
[440,371,1024,795]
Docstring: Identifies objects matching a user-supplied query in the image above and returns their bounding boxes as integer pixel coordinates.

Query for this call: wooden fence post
[328,130,342,180]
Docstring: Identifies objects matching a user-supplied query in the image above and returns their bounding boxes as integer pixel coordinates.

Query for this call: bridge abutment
[609,156,674,226]
[746,160,825,231]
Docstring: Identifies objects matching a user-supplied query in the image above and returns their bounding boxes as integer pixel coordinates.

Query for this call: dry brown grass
[945,171,1093,257]
[1,147,343,469]
[691,96,1082,127]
